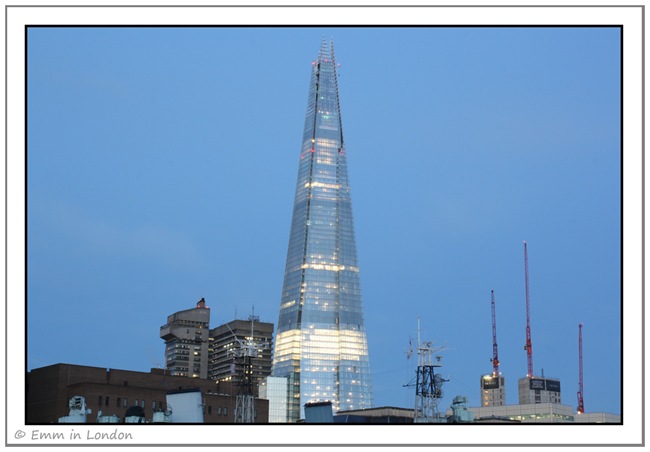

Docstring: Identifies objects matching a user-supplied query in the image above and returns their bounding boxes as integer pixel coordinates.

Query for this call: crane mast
[523,241,534,377]
[490,290,500,376]
[577,323,584,414]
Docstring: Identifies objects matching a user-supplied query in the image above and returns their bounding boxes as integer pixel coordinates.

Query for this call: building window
[141,399,145,408]
[217,407,221,415]
[105,397,110,406]
[124,398,128,407]
[135,399,139,407]
[117,398,121,407]
[224,407,227,416]
[98,396,103,406]
[208,406,212,415]
[153,401,156,410]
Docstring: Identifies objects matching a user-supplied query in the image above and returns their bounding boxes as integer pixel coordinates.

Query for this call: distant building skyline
[271,39,374,421]
[160,299,274,394]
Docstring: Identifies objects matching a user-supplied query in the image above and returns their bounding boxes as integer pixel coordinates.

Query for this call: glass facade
[272,39,374,422]
[259,376,289,423]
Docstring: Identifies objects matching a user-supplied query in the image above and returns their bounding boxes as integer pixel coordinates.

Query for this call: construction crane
[490,290,500,376]
[523,241,534,378]
[577,323,585,414]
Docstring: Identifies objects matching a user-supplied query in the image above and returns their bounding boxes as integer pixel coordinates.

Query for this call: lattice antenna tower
[404,318,448,423]
[228,312,271,423]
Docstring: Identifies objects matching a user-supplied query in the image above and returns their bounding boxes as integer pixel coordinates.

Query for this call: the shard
[272,39,374,422]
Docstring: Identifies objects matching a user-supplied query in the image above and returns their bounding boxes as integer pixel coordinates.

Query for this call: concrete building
[159,300,274,399]
[160,298,211,379]
[457,402,620,424]
[26,363,268,424]
[469,402,575,423]
[480,374,506,407]
[209,316,273,394]
[573,412,622,423]
[518,376,562,405]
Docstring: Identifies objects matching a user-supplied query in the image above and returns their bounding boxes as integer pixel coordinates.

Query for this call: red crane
[523,241,534,378]
[490,290,500,376]
[577,323,585,414]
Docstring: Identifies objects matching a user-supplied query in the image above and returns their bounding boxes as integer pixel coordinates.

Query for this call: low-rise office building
[26,363,268,424]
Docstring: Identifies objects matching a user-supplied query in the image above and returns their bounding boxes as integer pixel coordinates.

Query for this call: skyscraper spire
[319,35,328,59]
[271,40,374,422]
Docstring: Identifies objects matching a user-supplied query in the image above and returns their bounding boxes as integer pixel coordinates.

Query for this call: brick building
[26,363,268,424]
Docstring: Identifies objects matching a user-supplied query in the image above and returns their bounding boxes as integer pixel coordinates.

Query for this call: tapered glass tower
[272,39,374,422]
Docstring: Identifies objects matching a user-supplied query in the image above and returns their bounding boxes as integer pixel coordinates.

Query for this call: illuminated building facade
[209,317,274,394]
[480,374,506,407]
[272,39,374,422]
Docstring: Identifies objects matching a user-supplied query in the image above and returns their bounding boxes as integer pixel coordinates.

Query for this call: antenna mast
[229,314,270,423]
[577,323,585,414]
[523,241,534,377]
[405,318,447,423]
[490,290,500,376]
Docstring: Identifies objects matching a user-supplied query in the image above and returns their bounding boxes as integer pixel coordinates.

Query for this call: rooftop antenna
[403,317,447,423]
[226,316,270,423]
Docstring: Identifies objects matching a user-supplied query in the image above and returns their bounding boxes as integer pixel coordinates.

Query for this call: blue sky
[26,26,621,415]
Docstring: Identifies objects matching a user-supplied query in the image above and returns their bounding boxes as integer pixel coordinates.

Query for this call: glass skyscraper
[272,39,374,422]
